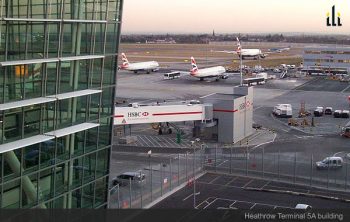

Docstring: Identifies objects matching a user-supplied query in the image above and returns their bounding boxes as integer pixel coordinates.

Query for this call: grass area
[227,56,303,69]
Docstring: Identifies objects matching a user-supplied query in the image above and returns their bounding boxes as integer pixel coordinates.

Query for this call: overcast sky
[121,0,349,34]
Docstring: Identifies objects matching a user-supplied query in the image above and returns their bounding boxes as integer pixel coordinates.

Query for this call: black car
[324,107,333,115]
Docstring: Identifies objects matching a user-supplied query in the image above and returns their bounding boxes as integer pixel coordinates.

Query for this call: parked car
[316,157,343,170]
[112,171,146,186]
[334,110,342,118]
[341,110,350,118]
[295,204,312,210]
[313,106,324,117]
[324,107,333,115]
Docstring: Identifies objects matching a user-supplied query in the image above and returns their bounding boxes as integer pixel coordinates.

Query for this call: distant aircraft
[213,38,290,60]
[119,53,159,74]
[190,57,227,81]
[268,47,291,53]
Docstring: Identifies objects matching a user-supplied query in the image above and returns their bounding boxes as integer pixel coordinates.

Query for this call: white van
[295,204,312,210]
[273,104,293,118]
[316,157,343,170]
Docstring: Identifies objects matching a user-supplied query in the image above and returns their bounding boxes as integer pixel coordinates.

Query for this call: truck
[255,72,269,80]
[273,104,293,118]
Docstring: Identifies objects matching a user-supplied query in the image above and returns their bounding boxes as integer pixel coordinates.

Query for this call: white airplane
[119,53,159,74]
[190,57,227,81]
[214,38,288,60]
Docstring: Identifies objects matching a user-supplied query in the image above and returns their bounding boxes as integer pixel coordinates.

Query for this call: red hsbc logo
[142,112,149,116]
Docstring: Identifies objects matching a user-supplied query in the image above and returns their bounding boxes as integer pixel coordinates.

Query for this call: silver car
[112,171,146,186]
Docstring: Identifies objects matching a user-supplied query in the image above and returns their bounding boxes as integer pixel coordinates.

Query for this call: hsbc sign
[127,112,149,118]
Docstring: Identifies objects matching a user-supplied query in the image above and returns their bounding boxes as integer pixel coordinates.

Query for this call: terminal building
[303,46,350,74]
[0,1,123,208]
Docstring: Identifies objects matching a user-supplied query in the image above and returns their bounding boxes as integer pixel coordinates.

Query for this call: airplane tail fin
[121,53,129,68]
[236,37,242,53]
[190,57,199,75]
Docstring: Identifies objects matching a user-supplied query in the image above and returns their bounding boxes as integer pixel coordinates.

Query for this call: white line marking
[183,193,193,201]
[261,181,271,189]
[250,203,257,209]
[249,133,277,152]
[341,85,350,93]
[243,179,254,188]
[208,175,221,184]
[225,177,239,186]
[217,160,228,167]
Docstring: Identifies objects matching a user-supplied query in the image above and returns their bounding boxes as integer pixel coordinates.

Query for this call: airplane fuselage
[190,66,226,79]
[121,61,159,72]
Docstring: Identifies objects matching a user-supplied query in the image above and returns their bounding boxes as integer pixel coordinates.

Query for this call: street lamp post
[148,150,152,202]
[192,138,201,209]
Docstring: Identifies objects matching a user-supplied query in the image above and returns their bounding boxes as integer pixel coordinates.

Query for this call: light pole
[148,150,152,202]
[192,138,201,209]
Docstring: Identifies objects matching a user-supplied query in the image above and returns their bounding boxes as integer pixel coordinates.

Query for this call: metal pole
[117,184,120,209]
[170,158,172,191]
[129,177,132,208]
[240,52,243,86]
[245,148,248,176]
[178,153,180,186]
[160,163,163,196]
[294,152,297,184]
[149,156,153,202]
[140,173,143,208]
[186,153,188,182]
[262,147,265,178]
[230,147,232,174]
[278,150,280,181]
[327,161,330,190]
[310,154,313,189]
[215,145,217,172]
[346,162,348,191]
[193,147,196,209]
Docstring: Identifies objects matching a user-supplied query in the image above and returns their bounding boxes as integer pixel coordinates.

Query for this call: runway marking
[229,201,237,208]
[250,203,257,209]
[243,179,254,188]
[208,175,221,184]
[217,160,228,167]
[137,135,152,147]
[249,133,277,152]
[281,129,289,132]
[143,135,158,147]
[260,181,271,189]
[225,177,239,186]
[183,193,194,201]
[341,85,350,93]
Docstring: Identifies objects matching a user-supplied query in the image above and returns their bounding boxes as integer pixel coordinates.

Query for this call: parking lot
[153,173,350,209]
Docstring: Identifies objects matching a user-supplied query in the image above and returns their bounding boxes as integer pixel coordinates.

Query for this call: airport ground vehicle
[112,171,146,186]
[164,71,180,80]
[324,107,333,115]
[295,204,312,210]
[341,126,350,138]
[273,104,293,118]
[341,110,350,118]
[316,157,343,170]
[243,77,265,86]
[334,110,342,118]
[255,72,268,80]
[313,106,324,117]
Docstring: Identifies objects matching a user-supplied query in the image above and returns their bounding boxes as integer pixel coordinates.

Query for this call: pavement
[153,173,350,209]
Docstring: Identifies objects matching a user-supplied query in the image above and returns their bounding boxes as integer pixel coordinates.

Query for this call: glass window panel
[54,163,67,196]
[2,179,20,208]
[24,105,41,138]
[82,183,94,208]
[103,56,116,86]
[73,131,85,157]
[91,59,103,88]
[42,102,55,133]
[59,61,74,93]
[72,157,83,189]
[82,152,96,183]
[72,188,82,208]
[39,167,56,202]
[100,86,114,117]
[4,108,22,143]
[23,145,40,174]
[63,0,107,20]
[85,127,98,152]
[55,137,69,164]
[105,23,118,54]
[21,173,38,208]
[88,93,100,121]
[98,117,111,148]
[94,177,107,207]
[96,148,109,178]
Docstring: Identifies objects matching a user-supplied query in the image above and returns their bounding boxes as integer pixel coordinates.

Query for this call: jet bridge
[114,103,213,125]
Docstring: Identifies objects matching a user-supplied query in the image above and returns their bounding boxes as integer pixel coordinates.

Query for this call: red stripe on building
[153,111,202,116]
[213,109,238,113]
[114,115,124,118]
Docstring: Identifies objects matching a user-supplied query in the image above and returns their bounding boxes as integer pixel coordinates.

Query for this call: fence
[203,146,350,192]
[108,149,205,209]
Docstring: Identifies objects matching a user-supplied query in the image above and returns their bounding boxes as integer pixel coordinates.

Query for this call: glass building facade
[0,0,123,208]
